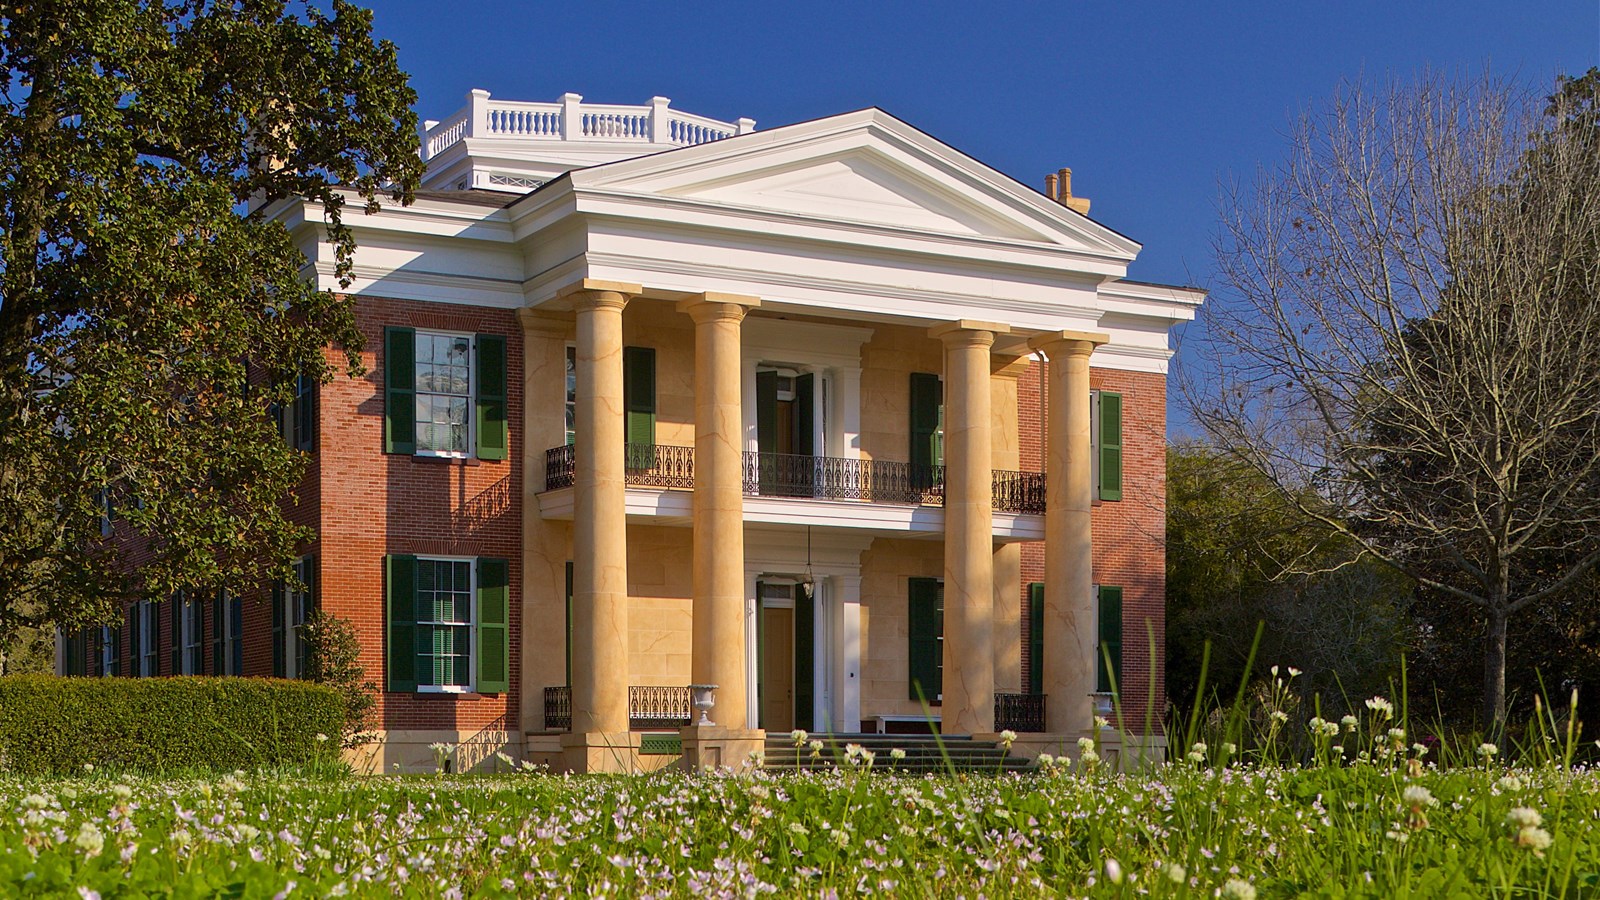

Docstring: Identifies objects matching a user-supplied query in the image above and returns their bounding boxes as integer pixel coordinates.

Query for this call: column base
[560,731,642,774]
[679,726,766,773]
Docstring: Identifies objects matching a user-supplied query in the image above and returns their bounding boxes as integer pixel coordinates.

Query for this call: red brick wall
[1017,359,1167,729]
[317,296,524,734]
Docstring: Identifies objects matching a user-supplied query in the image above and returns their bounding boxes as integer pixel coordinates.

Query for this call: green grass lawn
[4,752,1599,898]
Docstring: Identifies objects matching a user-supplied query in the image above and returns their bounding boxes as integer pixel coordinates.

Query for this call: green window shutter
[623,346,656,447]
[1096,585,1123,694]
[1028,583,1045,696]
[211,590,223,676]
[64,629,81,676]
[795,373,815,456]
[572,560,579,685]
[169,594,182,675]
[123,605,137,678]
[384,326,416,455]
[228,594,243,676]
[476,557,510,693]
[271,580,286,678]
[907,577,943,702]
[1098,391,1123,502]
[794,585,815,731]
[756,370,778,452]
[475,333,508,460]
[294,374,316,452]
[386,554,419,693]
[909,373,942,491]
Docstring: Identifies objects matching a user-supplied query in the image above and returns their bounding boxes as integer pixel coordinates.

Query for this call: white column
[835,368,862,460]
[834,573,863,733]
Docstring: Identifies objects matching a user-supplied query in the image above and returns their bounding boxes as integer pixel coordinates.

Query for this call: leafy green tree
[0,1,423,636]
[302,610,377,748]
[1166,445,1410,713]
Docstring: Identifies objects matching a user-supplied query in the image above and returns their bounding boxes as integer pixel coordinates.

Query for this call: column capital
[517,307,573,338]
[556,278,642,312]
[677,291,760,324]
[930,319,1009,348]
[1027,330,1109,359]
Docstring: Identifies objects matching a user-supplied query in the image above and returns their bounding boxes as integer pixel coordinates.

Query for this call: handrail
[422,92,754,160]
[542,444,1044,512]
[541,685,691,732]
[994,692,1047,733]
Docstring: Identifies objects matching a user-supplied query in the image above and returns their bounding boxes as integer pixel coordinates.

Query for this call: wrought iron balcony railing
[993,692,1047,733]
[542,444,1045,513]
[542,684,693,732]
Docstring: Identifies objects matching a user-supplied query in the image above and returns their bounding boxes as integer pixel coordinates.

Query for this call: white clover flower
[1478,743,1499,758]
[1308,716,1326,731]
[1517,826,1553,855]
[790,729,808,746]
[1222,742,1237,755]
[1037,753,1055,768]
[315,733,329,743]
[1186,750,1205,763]
[74,822,105,857]
[1331,745,1344,755]
[1270,709,1289,724]
[1163,862,1186,883]
[1412,743,1429,758]
[1080,748,1101,769]
[21,793,48,810]
[1365,697,1394,719]
[1104,858,1123,884]
[1094,715,1110,729]
[1508,807,1542,828]
[110,784,133,803]
[788,822,808,836]
[1388,728,1406,742]
[1341,715,1359,733]
[1402,785,1436,808]
[999,729,1018,746]
[1078,737,1096,754]
[1191,741,1207,755]
[1221,878,1257,900]
[1496,775,1525,793]
[889,748,906,761]
[82,763,94,773]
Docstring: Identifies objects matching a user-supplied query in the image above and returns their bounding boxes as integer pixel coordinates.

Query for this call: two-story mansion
[63,91,1202,772]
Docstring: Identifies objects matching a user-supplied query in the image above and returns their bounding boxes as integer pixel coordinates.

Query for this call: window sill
[413,453,482,467]
[414,689,489,700]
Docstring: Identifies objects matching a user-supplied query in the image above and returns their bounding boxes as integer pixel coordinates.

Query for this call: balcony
[423,92,755,162]
[542,444,1045,514]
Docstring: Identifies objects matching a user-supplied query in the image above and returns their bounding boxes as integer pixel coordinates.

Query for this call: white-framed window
[414,330,473,456]
[136,600,158,677]
[565,344,577,445]
[416,556,475,692]
[218,591,243,677]
[99,626,116,677]
[180,594,203,675]
[283,557,313,679]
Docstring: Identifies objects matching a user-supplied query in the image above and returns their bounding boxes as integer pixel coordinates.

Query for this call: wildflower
[21,794,48,810]
[790,729,808,747]
[1037,753,1055,768]
[78,889,101,900]
[788,823,809,837]
[82,763,94,773]
[999,729,1017,749]
[1477,743,1499,759]
[1270,709,1289,724]
[1402,785,1436,807]
[1221,879,1257,900]
[1495,775,1525,793]
[1104,858,1123,884]
[170,829,192,848]
[1094,716,1110,729]
[1341,715,1359,733]
[74,822,104,857]
[1406,758,1423,779]
[1507,807,1542,828]
[1187,749,1205,763]
[1163,862,1186,883]
[110,784,133,804]
[1365,697,1394,719]
[1078,737,1095,754]
[1288,667,1302,677]
[1516,826,1553,856]
[1412,743,1428,757]
[889,748,906,761]
[859,749,876,767]
[1308,716,1326,732]
[1222,741,1237,756]
[315,733,329,743]
[1385,828,1409,844]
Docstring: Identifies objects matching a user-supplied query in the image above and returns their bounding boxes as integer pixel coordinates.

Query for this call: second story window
[383,327,507,460]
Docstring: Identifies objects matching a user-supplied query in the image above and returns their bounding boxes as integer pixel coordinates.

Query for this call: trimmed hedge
[0,675,344,775]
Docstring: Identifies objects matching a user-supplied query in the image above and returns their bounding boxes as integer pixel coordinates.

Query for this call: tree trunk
[1484,604,1508,737]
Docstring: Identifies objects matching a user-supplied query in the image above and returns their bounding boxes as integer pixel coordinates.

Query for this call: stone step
[760,732,1035,773]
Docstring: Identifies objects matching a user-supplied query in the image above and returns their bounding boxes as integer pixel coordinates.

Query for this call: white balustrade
[421,91,754,160]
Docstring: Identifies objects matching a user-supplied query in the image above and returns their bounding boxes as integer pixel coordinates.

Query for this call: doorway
[755,368,815,496]
[757,581,816,732]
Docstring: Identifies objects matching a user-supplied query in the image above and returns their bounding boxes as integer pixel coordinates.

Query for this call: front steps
[760,733,1033,774]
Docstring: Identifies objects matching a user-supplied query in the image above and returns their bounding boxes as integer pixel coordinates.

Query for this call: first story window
[213,590,243,677]
[385,554,508,695]
[907,577,943,703]
[131,599,157,677]
[275,557,315,679]
[1095,585,1124,694]
[99,625,119,677]
[177,594,203,675]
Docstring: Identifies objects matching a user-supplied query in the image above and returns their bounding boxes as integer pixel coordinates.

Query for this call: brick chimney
[1043,167,1091,216]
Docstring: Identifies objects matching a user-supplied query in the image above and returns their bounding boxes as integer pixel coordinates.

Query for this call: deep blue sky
[368,0,1597,371]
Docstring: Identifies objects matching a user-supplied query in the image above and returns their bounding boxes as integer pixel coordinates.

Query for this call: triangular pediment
[567,109,1140,258]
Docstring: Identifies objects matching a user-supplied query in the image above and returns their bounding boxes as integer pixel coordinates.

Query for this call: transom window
[414,332,472,455]
[417,558,474,690]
